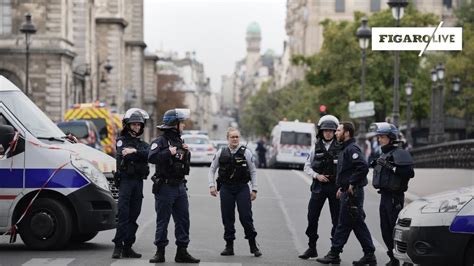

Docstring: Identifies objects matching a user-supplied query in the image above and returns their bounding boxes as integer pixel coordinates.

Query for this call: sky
[143,0,287,91]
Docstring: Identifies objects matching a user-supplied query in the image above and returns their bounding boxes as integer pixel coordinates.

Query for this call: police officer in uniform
[148,108,200,264]
[299,115,341,260]
[370,122,414,266]
[112,108,150,259]
[208,127,262,257]
[317,122,377,265]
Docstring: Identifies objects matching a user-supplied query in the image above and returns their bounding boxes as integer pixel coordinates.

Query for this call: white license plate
[394,229,403,241]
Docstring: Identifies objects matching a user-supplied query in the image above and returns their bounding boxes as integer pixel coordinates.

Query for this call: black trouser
[331,188,375,254]
[305,183,339,248]
[220,183,257,241]
[257,154,266,168]
[113,178,143,247]
[380,191,404,255]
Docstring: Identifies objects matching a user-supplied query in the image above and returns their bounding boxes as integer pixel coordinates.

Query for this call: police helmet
[370,122,398,140]
[122,108,149,136]
[157,108,191,130]
[317,115,339,128]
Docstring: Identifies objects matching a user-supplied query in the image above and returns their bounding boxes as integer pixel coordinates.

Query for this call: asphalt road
[0,167,472,266]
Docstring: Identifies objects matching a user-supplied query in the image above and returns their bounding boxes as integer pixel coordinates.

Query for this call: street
[0,167,472,266]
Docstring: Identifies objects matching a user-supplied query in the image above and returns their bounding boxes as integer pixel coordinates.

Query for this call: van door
[0,108,26,228]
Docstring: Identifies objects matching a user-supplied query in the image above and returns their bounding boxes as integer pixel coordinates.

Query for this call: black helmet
[127,112,145,124]
[370,122,398,140]
[317,115,339,139]
[122,108,149,136]
[319,120,338,131]
[157,108,190,130]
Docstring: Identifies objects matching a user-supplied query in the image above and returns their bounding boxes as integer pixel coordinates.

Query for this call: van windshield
[280,131,312,146]
[58,123,88,138]
[1,91,66,138]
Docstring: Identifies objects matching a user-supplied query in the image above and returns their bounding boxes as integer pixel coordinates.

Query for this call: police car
[394,186,474,265]
[0,76,117,249]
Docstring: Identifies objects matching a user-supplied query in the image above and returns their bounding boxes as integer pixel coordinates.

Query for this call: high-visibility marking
[0,195,16,200]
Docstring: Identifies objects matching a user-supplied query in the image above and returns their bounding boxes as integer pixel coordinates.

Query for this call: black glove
[376,157,395,170]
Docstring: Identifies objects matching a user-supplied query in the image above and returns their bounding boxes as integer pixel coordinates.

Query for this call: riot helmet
[370,122,398,141]
[157,108,190,130]
[122,108,149,137]
[317,115,339,139]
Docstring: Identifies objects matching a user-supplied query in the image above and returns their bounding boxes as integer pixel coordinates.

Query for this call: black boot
[112,245,122,259]
[386,251,399,266]
[353,253,377,265]
[316,249,341,264]
[298,247,317,259]
[122,246,142,258]
[149,247,165,263]
[220,240,234,256]
[175,247,200,263]
[248,238,262,257]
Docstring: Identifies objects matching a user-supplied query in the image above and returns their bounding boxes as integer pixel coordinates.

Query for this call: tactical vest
[373,148,414,192]
[164,135,190,180]
[310,140,340,182]
[218,146,251,184]
[117,139,150,180]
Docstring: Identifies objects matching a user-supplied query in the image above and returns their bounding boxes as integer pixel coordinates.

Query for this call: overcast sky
[143,0,287,91]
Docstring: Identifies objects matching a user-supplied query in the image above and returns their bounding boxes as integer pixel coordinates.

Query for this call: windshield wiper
[37,136,65,143]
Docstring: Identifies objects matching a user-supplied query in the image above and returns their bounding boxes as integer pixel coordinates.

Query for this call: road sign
[348,101,375,118]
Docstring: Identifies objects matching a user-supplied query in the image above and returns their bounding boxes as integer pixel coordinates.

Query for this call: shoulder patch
[352,153,359,159]
[151,143,158,150]
[117,140,123,147]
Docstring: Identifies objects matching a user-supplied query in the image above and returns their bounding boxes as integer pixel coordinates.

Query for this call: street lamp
[387,0,408,127]
[19,13,37,98]
[404,81,413,147]
[356,16,371,150]
[429,64,445,144]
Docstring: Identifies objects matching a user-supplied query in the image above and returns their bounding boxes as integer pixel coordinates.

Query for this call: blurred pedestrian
[255,138,267,168]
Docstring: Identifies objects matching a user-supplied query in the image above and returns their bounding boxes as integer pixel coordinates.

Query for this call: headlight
[422,196,472,213]
[71,156,110,191]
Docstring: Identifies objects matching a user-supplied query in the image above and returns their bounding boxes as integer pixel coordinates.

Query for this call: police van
[269,120,316,169]
[0,76,117,249]
[394,186,474,266]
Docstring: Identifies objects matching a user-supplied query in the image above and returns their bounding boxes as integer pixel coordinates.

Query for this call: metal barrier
[411,139,474,169]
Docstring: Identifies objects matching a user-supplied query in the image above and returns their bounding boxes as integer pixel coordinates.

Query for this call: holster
[151,175,163,194]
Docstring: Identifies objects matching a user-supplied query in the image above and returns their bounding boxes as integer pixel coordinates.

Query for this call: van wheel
[18,198,72,250]
[70,231,98,243]
[464,239,474,266]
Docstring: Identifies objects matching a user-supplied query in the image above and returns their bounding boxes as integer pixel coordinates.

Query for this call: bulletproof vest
[373,147,414,192]
[117,138,150,179]
[311,140,340,181]
[218,146,251,184]
[164,135,190,180]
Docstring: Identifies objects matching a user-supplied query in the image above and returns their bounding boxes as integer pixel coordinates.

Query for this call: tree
[155,73,188,124]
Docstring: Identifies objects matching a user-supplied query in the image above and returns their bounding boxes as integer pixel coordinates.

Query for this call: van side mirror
[0,125,15,158]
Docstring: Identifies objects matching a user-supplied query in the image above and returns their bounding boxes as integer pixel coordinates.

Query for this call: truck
[268,120,316,169]
[0,75,117,249]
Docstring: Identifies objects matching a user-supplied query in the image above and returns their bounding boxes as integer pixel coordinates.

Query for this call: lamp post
[429,64,445,144]
[436,63,445,143]
[429,68,438,143]
[404,81,413,147]
[356,17,371,151]
[387,0,408,127]
[19,13,37,98]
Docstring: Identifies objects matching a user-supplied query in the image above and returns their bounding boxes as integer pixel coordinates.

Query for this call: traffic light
[319,105,327,117]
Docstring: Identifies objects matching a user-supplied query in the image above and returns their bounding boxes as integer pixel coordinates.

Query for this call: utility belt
[216,177,249,191]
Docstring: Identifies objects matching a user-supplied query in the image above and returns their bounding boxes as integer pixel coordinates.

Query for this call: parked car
[58,120,103,151]
[211,140,228,151]
[182,134,215,165]
[394,186,474,266]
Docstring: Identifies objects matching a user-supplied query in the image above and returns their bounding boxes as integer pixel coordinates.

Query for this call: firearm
[376,157,395,171]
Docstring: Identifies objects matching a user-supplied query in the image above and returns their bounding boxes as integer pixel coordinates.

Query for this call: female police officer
[112,108,150,259]
[148,108,200,263]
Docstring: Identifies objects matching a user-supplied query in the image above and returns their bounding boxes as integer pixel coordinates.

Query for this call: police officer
[208,127,262,257]
[299,115,341,260]
[148,108,200,264]
[317,122,377,265]
[112,108,150,259]
[370,122,414,266]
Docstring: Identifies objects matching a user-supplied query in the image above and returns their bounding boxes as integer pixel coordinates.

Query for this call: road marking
[22,258,74,265]
[264,170,305,253]
[292,170,387,253]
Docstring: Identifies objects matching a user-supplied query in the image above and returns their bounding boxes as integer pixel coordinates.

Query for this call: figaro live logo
[372,22,462,56]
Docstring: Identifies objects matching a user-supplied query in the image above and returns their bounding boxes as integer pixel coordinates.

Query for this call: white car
[182,134,216,165]
[394,186,474,266]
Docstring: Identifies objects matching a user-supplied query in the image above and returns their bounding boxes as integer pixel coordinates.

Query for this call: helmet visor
[124,108,150,120]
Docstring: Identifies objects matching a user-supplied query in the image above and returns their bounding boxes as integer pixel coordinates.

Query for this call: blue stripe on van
[0,168,89,188]
[450,215,474,234]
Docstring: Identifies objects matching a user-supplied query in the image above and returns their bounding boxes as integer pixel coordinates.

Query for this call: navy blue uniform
[112,134,149,248]
[331,138,375,254]
[148,130,191,249]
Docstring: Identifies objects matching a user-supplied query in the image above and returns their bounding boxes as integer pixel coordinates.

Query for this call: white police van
[0,76,117,249]
[394,186,474,266]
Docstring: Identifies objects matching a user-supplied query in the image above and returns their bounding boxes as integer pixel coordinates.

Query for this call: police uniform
[317,138,376,265]
[300,138,340,259]
[148,108,199,264]
[208,144,261,257]
[112,110,150,259]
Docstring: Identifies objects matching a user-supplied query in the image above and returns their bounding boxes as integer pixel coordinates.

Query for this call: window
[280,132,312,146]
[0,0,12,35]
[371,0,381,12]
[335,0,345,12]
[443,0,452,9]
